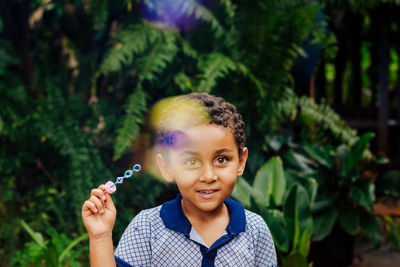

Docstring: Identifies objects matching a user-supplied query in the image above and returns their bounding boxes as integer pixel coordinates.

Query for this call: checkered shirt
[114,194,277,267]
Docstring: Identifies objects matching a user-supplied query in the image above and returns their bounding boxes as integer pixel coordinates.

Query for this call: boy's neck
[180,199,229,223]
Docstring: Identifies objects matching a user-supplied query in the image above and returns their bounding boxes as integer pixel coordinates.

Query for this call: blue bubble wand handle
[104,164,141,194]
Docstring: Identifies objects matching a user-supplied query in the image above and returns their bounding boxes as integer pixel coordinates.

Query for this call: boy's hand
[81,184,116,239]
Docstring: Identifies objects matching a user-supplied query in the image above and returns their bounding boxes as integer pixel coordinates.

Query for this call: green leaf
[301,144,334,169]
[283,150,314,173]
[113,85,147,161]
[298,228,311,258]
[311,197,334,213]
[253,156,286,206]
[231,178,253,208]
[336,144,349,170]
[196,53,237,92]
[99,23,163,75]
[138,32,178,82]
[284,184,313,249]
[361,214,382,246]
[339,209,360,235]
[174,72,194,93]
[350,182,375,213]
[312,209,338,241]
[302,177,318,205]
[20,220,45,248]
[342,132,375,176]
[263,209,289,252]
[282,252,308,267]
[58,233,88,263]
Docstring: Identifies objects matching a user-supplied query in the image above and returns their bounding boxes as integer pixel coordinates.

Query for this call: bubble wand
[104,164,142,194]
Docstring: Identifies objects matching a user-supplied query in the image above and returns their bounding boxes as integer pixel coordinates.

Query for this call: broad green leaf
[312,209,338,241]
[339,209,360,235]
[253,156,286,206]
[20,220,45,248]
[350,182,375,212]
[263,209,289,252]
[342,132,374,176]
[336,144,349,169]
[58,233,88,263]
[231,178,253,208]
[301,144,334,169]
[283,150,314,173]
[284,184,313,248]
[361,214,382,246]
[281,169,298,190]
[298,229,311,258]
[282,252,308,267]
[303,177,318,204]
[311,197,334,213]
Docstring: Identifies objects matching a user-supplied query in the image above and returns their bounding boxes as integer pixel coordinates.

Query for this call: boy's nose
[199,164,217,183]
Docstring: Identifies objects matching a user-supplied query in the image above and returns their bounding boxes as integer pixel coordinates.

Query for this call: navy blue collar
[160,194,246,237]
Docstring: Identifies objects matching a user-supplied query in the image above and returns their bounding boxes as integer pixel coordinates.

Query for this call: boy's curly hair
[184,93,246,157]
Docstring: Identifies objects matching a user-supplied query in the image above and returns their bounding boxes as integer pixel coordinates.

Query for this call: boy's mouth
[197,189,219,199]
[197,189,218,193]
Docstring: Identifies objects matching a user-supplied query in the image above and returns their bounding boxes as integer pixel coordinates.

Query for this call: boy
[81,93,277,267]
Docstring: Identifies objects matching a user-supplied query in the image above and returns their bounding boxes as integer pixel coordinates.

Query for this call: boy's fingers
[91,188,107,202]
[82,200,98,215]
[89,195,105,214]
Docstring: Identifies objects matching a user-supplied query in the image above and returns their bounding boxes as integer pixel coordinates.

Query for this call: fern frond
[98,22,163,75]
[278,95,358,145]
[36,84,110,229]
[177,35,198,58]
[174,72,194,93]
[138,32,179,82]
[113,85,147,161]
[299,97,358,145]
[88,0,109,32]
[196,52,237,92]
[180,0,225,38]
[236,62,266,99]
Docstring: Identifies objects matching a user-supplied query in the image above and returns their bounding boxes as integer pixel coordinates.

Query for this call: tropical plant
[232,156,315,266]
[283,132,383,245]
[12,220,88,267]
[233,132,400,265]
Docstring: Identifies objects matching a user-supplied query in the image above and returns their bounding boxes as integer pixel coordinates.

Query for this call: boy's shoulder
[132,204,163,223]
[244,209,270,231]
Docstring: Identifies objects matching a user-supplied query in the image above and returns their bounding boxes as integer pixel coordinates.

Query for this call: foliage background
[1,0,400,266]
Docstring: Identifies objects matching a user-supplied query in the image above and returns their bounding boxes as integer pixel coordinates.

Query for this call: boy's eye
[214,156,229,165]
[185,159,200,168]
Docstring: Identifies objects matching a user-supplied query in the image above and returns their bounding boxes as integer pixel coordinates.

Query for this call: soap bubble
[144,95,210,180]
[140,0,204,32]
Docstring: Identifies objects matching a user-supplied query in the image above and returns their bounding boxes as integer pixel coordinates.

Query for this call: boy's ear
[237,147,248,177]
[156,153,174,183]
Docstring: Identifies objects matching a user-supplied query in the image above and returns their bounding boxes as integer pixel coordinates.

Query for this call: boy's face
[157,124,248,214]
